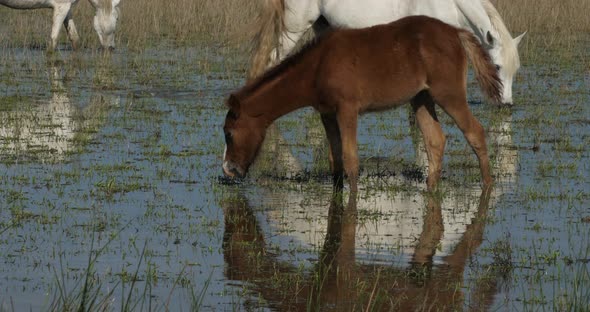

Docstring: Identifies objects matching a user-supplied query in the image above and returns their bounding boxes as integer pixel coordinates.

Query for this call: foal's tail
[247,0,285,80]
[458,30,502,105]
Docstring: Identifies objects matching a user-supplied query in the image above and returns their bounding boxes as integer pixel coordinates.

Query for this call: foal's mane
[481,0,520,70]
[236,34,325,99]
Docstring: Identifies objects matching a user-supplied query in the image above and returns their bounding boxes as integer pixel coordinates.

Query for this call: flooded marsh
[1,4,590,311]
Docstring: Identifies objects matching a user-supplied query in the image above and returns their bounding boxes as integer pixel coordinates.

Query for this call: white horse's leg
[63,9,79,49]
[270,0,320,65]
[50,3,72,50]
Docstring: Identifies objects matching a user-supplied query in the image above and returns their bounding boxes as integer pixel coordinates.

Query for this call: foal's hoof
[482,178,494,191]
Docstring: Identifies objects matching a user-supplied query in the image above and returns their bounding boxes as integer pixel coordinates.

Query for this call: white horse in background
[250,0,526,105]
[0,0,121,50]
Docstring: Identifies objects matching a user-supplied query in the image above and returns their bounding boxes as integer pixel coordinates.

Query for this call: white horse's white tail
[247,0,285,80]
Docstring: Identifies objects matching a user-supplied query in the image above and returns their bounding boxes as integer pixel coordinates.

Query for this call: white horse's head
[485,30,526,106]
[89,0,121,50]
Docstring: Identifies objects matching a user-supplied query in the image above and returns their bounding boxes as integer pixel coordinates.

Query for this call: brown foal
[222,15,502,193]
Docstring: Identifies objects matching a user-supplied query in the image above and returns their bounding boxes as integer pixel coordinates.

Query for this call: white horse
[0,0,121,50]
[250,0,526,105]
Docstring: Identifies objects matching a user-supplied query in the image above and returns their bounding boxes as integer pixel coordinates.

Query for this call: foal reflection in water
[222,187,497,310]
[222,15,501,192]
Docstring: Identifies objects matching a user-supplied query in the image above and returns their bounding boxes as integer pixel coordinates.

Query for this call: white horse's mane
[97,0,115,12]
[481,0,520,72]
[91,0,119,13]
[101,0,112,11]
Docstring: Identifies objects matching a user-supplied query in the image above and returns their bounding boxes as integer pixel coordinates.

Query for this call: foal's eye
[224,132,233,144]
[227,110,237,120]
[495,65,501,71]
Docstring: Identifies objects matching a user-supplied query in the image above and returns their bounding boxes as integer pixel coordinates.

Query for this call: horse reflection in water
[222,103,517,308]
[0,63,116,162]
[223,186,499,310]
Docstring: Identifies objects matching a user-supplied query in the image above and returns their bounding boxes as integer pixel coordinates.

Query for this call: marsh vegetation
[0,0,589,311]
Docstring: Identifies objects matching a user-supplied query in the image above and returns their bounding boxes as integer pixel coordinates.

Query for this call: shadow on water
[222,185,500,310]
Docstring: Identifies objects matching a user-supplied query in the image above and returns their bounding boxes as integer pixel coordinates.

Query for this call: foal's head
[89,0,121,50]
[222,95,267,178]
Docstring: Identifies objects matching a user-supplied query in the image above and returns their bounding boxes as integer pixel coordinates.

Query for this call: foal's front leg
[432,90,493,188]
[336,111,359,194]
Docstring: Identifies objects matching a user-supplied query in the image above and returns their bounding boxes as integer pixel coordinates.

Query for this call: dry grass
[116,0,261,49]
[493,0,590,33]
[0,0,588,52]
[0,0,261,50]
[0,7,51,48]
[492,0,590,51]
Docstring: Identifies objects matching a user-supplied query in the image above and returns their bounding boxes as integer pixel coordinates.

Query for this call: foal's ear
[226,94,240,114]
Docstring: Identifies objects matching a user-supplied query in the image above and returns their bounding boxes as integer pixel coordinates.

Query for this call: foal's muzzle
[223,161,245,178]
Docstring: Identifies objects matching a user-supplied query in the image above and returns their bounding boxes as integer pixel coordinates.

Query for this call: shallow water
[0,46,588,311]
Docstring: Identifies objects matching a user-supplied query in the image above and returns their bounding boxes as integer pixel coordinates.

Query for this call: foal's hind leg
[321,113,344,190]
[411,91,446,190]
[432,90,493,188]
